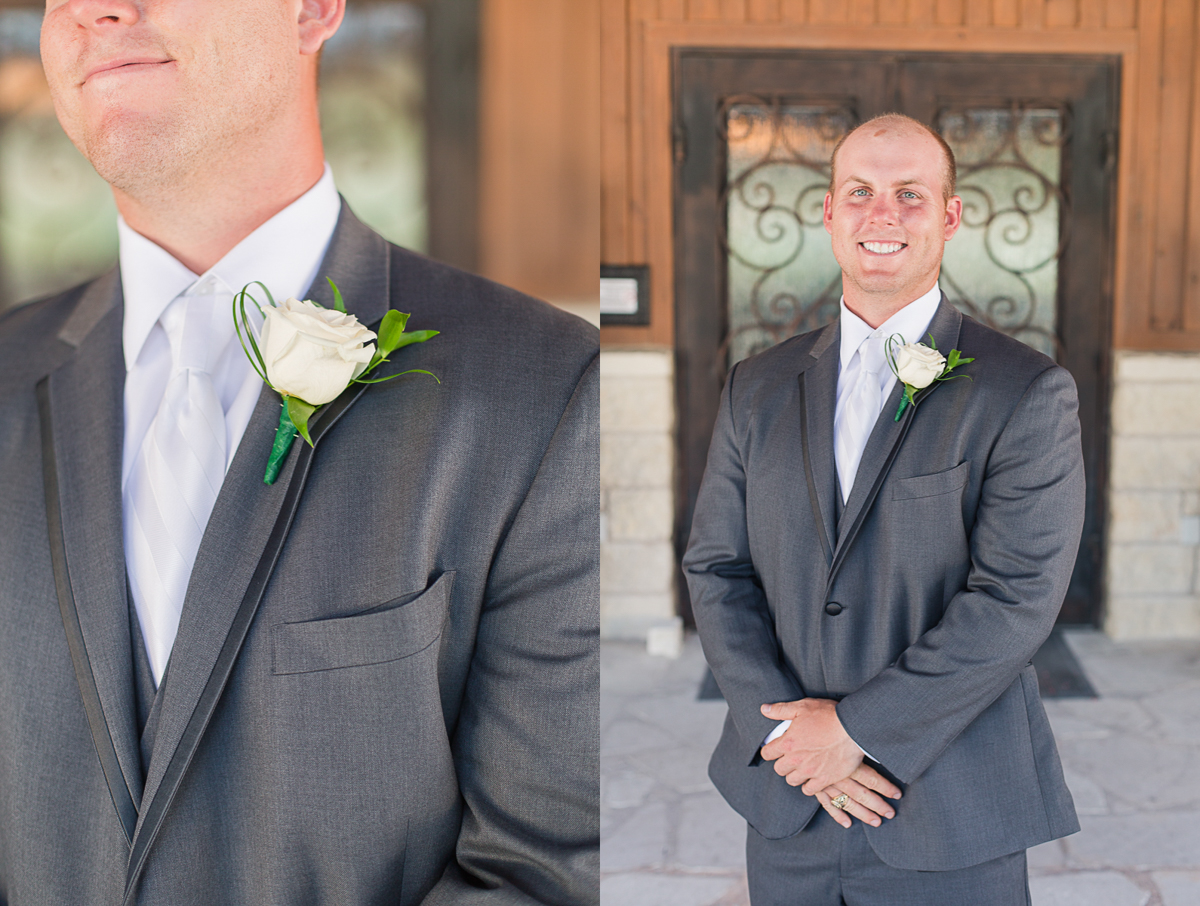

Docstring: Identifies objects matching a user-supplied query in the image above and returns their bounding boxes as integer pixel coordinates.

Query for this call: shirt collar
[120,163,341,371]
[838,282,944,372]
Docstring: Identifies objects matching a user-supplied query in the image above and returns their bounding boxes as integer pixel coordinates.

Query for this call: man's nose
[866,195,899,225]
[62,0,140,30]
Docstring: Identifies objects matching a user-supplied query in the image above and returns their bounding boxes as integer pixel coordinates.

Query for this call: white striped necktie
[834,332,886,504]
[123,282,232,684]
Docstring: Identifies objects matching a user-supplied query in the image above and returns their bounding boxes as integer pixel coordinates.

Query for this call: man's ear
[298,0,345,55]
[823,192,834,235]
[943,195,963,241]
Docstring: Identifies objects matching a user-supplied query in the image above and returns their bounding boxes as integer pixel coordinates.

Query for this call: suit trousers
[746,810,1031,906]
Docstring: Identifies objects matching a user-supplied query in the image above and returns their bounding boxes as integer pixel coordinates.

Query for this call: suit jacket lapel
[41,269,145,815]
[128,203,390,893]
[830,298,963,576]
[797,322,839,565]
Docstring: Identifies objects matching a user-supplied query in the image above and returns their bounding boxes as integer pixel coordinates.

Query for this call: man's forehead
[851,122,937,144]
[835,130,945,181]
[841,173,935,188]
[842,126,940,158]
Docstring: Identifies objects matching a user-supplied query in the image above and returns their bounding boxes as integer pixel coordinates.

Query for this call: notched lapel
[797,323,838,564]
[42,270,145,812]
[831,299,963,574]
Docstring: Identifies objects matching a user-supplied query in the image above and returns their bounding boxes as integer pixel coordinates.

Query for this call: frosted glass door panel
[938,107,1063,360]
[724,103,852,366]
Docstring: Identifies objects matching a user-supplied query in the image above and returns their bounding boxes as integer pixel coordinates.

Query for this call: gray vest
[129,592,166,784]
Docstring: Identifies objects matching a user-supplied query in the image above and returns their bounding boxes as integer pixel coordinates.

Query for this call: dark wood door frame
[426,0,481,274]
[673,49,1119,626]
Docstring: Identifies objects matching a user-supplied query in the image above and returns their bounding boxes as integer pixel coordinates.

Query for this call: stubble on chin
[80,119,189,197]
[68,88,262,207]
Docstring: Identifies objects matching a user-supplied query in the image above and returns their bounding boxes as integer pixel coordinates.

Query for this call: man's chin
[853,272,909,294]
[845,271,938,305]
[853,253,911,280]
[82,139,181,196]
[76,111,184,181]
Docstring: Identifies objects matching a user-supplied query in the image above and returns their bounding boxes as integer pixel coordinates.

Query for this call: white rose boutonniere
[261,297,377,406]
[885,333,973,421]
[234,279,439,484]
[894,343,945,390]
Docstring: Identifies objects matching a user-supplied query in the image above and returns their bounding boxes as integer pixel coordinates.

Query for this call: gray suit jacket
[683,299,1083,871]
[0,206,599,904]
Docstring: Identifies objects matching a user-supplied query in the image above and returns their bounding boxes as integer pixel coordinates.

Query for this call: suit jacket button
[825,601,843,615]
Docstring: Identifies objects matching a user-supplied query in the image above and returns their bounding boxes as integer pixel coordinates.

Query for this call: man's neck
[112,121,326,276]
[842,275,940,329]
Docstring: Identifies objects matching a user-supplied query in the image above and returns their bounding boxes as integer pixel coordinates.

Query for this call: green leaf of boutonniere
[944,348,975,372]
[390,328,439,353]
[327,276,347,314]
[376,309,410,355]
[352,306,440,388]
[286,396,318,447]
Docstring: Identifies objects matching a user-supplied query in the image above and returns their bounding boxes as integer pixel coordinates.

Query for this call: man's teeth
[862,241,904,254]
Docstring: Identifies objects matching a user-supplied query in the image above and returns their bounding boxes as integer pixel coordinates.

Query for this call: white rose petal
[894,342,946,390]
[260,297,377,405]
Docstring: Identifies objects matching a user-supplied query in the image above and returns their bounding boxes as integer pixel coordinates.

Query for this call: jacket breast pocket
[891,460,971,501]
[272,571,454,675]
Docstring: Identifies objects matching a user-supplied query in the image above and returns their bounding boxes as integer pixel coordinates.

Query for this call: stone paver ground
[600,629,1200,906]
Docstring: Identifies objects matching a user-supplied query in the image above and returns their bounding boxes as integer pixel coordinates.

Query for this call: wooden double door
[674,50,1119,625]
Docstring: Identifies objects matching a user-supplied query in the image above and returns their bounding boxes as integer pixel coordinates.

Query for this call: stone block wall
[600,350,677,639]
[1107,352,1200,639]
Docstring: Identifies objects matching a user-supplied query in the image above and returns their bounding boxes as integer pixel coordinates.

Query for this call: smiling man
[0,1,597,903]
[684,113,1084,904]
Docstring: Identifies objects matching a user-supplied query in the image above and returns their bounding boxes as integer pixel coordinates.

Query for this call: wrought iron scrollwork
[720,99,856,367]
[936,104,1069,359]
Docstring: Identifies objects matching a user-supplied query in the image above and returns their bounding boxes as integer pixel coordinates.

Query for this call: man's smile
[83,57,175,86]
[860,241,907,255]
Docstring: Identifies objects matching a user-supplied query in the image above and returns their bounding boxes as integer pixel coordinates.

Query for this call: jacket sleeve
[422,353,599,906]
[835,365,1086,783]
[682,364,807,766]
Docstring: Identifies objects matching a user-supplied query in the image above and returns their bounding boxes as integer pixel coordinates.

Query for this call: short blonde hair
[828,113,957,202]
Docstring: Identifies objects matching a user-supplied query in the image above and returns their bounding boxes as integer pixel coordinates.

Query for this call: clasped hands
[759,698,901,830]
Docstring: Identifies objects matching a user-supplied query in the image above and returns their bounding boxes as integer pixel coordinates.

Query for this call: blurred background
[0,0,598,325]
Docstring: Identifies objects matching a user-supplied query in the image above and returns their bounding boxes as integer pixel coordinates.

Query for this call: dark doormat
[1031,628,1098,698]
[697,628,1096,701]
[697,666,723,701]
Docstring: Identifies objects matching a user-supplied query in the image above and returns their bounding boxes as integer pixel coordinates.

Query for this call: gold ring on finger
[831,794,849,810]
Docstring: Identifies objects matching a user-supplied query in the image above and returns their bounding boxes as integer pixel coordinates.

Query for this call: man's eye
[851,188,869,196]
[901,191,919,199]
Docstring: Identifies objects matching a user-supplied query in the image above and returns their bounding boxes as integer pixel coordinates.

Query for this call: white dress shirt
[764,282,943,758]
[833,282,943,502]
[121,164,341,671]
